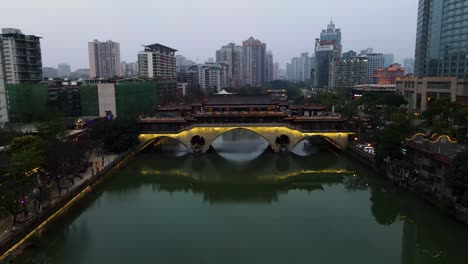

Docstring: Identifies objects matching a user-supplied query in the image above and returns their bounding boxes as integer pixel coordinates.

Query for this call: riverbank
[0,149,135,263]
[346,144,468,225]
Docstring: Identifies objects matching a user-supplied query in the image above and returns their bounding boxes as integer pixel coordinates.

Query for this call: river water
[14,130,468,264]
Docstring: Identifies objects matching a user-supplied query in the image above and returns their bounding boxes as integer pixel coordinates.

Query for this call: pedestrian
[102,156,105,167]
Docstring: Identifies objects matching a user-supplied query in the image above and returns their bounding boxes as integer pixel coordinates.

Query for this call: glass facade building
[415,0,468,78]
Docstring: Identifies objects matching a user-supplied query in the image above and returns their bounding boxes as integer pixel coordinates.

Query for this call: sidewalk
[0,149,118,250]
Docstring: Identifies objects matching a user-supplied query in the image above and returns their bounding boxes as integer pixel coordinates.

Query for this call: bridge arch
[141,136,191,152]
[290,135,344,152]
[206,127,276,152]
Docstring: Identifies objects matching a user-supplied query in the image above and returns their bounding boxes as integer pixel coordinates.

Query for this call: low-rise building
[373,63,405,85]
[329,57,368,88]
[396,76,468,112]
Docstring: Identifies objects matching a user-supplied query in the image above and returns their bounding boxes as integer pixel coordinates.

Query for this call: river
[14,130,468,264]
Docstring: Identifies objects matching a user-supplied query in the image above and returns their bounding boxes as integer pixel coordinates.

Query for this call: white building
[0,46,10,127]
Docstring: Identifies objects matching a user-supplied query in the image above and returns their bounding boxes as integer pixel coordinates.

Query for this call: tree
[1,145,43,227]
[375,126,405,168]
[448,149,468,206]
[89,119,140,153]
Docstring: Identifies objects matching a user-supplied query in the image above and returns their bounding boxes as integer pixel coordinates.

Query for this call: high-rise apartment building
[266,51,274,83]
[57,63,71,77]
[329,57,368,88]
[383,54,395,68]
[121,61,138,78]
[273,62,280,80]
[0,44,10,126]
[365,53,384,84]
[88,40,121,79]
[242,37,266,86]
[187,62,229,94]
[0,28,42,84]
[138,43,178,103]
[138,43,177,80]
[216,43,243,88]
[414,0,468,78]
[287,53,313,84]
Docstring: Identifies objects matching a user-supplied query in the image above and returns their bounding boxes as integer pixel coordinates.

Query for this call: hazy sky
[1,0,418,70]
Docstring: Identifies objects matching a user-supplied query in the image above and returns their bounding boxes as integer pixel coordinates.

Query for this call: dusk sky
[1,0,418,70]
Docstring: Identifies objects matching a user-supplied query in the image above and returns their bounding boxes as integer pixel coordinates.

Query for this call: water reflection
[210,129,270,161]
[13,132,468,264]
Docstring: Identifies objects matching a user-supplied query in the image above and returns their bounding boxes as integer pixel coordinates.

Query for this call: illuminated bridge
[139,95,355,153]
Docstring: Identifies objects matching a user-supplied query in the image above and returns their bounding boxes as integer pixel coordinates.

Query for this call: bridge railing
[140,123,355,134]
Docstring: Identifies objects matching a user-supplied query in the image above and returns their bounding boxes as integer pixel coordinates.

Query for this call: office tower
[57,63,71,77]
[0,28,42,84]
[414,0,468,78]
[216,43,243,87]
[366,53,384,84]
[383,54,394,67]
[329,57,368,88]
[88,39,121,79]
[138,43,178,102]
[242,37,266,86]
[315,39,340,88]
[42,67,58,79]
[0,45,10,126]
[360,48,374,56]
[266,51,274,82]
[320,20,342,56]
[343,50,357,59]
[187,63,229,94]
[374,63,405,84]
[404,58,414,74]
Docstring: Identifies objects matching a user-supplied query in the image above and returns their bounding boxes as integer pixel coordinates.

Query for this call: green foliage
[89,119,140,153]
[9,135,43,155]
[375,126,405,168]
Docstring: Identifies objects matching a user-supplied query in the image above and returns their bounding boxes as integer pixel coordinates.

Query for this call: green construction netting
[80,84,99,116]
[115,81,158,120]
[7,84,49,122]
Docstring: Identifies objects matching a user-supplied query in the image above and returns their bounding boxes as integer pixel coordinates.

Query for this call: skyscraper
[57,63,71,77]
[216,43,242,87]
[414,0,468,78]
[383,54,394,68]
[88,40,121,79]
[314,39,339,88]
[242,37,266,86]
[320,20,342,56]
[314,21,342,88]
[404,58,414,74]
[266,51,274,82]
[0,28,42,84]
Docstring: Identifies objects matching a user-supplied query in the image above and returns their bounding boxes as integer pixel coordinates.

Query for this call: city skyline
[0,0,418,69]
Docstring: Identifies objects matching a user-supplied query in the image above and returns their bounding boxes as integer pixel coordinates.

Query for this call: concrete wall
[97,83,116,117]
